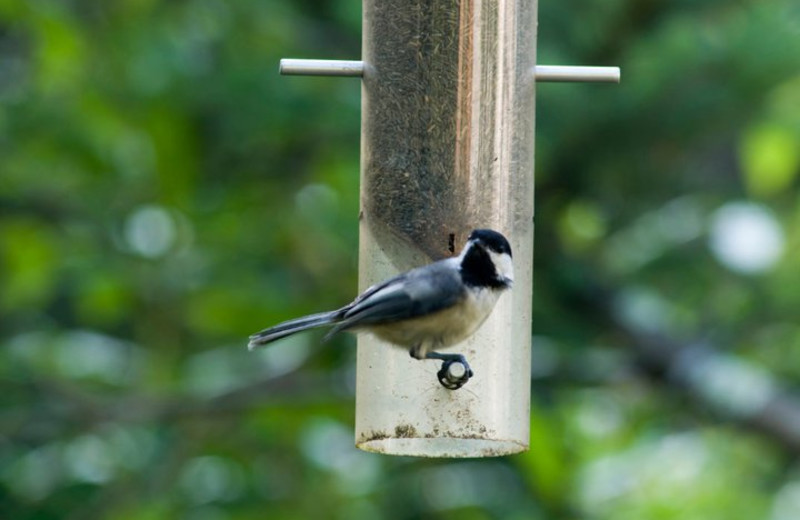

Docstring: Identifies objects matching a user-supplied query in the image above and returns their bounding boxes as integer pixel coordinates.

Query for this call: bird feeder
[280,0,619,457]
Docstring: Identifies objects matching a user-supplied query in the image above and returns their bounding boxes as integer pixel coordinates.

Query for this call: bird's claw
[437,359,473,390]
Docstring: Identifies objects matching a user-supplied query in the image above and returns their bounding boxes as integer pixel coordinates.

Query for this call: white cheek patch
[488,250,514,283]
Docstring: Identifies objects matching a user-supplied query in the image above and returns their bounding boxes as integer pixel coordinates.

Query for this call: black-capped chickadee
[248,229,513,389]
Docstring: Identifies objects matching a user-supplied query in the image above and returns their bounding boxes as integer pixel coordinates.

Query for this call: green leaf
[0,218,59,310]
[740,123,799,197]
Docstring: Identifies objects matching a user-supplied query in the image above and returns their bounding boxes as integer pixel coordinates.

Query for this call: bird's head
[459,229,514,290]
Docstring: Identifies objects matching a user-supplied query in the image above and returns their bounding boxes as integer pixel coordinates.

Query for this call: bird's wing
[329,260,465,334]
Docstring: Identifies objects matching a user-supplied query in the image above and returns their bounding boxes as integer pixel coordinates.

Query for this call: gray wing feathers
[250,259,465,347]
[325,263,465,338]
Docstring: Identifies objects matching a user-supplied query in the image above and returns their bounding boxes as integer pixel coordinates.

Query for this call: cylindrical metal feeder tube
[355,0,536,457]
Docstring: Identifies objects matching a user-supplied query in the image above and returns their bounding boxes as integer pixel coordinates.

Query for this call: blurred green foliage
[1,0,800,519]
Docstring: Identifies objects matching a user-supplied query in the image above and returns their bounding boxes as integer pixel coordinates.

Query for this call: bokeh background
[2,0,800,518]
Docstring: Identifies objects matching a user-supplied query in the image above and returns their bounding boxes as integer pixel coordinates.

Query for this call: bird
[248,229,513,389]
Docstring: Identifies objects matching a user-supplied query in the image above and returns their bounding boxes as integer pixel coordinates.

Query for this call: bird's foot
[426,352,473,390]
[437,359,473,390]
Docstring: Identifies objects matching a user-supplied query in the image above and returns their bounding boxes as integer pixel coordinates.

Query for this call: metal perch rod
[279,59,621,83]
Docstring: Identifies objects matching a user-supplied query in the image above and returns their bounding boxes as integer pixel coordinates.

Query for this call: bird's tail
[247,311,341,350]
